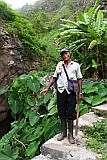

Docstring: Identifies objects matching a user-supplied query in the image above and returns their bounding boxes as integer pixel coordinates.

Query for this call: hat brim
[60,50,69,55]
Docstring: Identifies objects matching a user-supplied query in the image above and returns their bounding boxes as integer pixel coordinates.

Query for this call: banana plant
[59,0,107,79]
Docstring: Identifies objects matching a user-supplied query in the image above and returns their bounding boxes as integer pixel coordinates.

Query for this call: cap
[60,48,69,55]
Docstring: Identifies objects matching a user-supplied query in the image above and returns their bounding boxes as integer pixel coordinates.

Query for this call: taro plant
[0,72,60,159]
[78,81,107,116]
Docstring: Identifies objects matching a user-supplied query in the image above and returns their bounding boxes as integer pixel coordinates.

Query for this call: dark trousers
[57,90,76,120]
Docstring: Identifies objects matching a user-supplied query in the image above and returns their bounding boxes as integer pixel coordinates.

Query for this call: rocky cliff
[0,20,29,122]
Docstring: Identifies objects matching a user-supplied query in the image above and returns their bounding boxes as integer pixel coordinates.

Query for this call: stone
[33,132,101,160]
[75,112,104,128]
[92,104,107,117]
[32,109,105,160]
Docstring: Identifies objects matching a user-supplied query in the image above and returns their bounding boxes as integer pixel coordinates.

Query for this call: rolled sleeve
[53,70,57,78]
[76,64,82,79]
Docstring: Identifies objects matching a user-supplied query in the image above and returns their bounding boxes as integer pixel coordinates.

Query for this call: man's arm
[40,77,56,95]
[78,78,82,101]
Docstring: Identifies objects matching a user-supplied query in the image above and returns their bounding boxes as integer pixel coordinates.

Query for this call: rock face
[0,20,28,122]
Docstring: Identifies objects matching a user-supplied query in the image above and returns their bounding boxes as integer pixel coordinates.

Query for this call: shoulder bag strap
[62,64,70,80]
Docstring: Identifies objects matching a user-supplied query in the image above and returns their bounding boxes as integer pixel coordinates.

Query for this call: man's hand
[78,93,82,101]
[40,77,56,95]
[40,88,48,95]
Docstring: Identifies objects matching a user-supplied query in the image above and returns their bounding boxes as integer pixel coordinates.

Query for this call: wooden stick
[75,100,80,144]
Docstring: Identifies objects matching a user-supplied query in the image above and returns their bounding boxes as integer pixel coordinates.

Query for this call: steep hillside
[17,0,96,22]
[17,0,96,13]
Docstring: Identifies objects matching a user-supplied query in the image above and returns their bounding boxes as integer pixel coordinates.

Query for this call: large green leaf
[92,59,100,69]
[0,144,18,160]
[77,12,89,24]
[96,10,103,29]
[92,95,107,106]
[10,100,19,114]
[88,40,97,49]
[44,89,52,104]
[28,126,43,141]
[82,82,93,90]
[71,38,87,45]
[47,96,56,111]
[27,77,40,93]
[18,74,29,83]
[0,85,9,95]
[20,131,32,141]
[44,129,55,141]
[0,126,19,150]
[29,111,40,126]
[33,77,40,92]
[60,29,86,36]
[84,96,93,104]
[26,141,40,157]
[71,42,85,52]
[48,106,57,116]
[60,19,79,28]
[37,95,44,107]
[87,87,98,94]
[44,117,58,141]
[80,105,89,116]
[27,79,36,92]
[20,126,35,141]
[26,96,35,106]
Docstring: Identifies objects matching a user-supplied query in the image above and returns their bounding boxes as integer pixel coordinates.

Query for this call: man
[41,48,82,144]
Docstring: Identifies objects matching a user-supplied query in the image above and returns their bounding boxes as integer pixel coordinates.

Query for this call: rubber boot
[68,120,75,144]
[57,119,67,141]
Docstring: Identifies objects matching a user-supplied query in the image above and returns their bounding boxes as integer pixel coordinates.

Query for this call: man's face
[61,52,70,61]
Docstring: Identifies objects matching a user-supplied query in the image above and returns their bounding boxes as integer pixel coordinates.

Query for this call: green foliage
[0,71,107,159]
[0,119,26,159]
[38,29,60,70]
[59,1,107,78]
[84,119,107,160]
[0,144,19,160]
[19,0,96,73]
[83,82,107,105]
[0,0,47,61]
[0,85,9,96]
[7,16,41,53]
[78,81,107,116]
[0,72,60,159]
[26,11,48,38]
[1,0,107,158]
[0,0,16,21]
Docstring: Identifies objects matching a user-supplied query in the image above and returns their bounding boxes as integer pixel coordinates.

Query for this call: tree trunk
[95,45,99,80]
[99,44,104,79]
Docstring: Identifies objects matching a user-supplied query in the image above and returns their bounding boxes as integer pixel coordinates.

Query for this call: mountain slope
[17,0,96,19]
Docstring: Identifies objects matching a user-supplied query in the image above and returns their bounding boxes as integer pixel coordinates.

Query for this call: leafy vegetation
[0,72,107,159]
[1,0,107,77]
[0,0,61,70]
[59,0,107,79]
[84,119,107,160]
[0,72,60,159]
[0,0,47,62]
[0,0,107,159]
[77,81,107,116]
